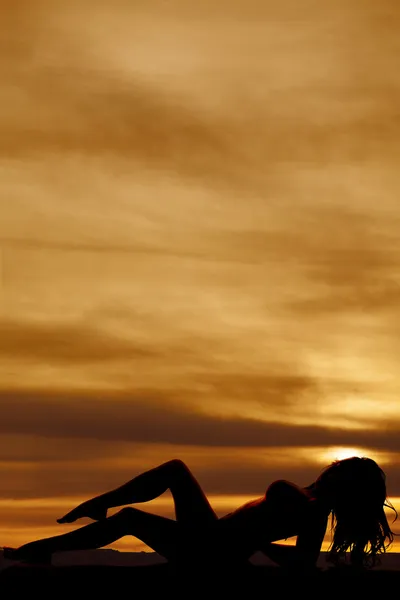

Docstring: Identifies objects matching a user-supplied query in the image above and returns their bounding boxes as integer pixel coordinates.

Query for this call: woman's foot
[57,499,108,524]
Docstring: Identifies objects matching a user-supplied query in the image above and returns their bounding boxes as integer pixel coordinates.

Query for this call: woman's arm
[260,542,306,568]
[260,506,328,570]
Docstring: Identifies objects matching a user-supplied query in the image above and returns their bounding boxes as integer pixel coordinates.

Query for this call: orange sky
[1,0,400,552]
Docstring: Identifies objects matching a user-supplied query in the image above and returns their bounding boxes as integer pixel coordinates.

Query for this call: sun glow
[317,446,390,465]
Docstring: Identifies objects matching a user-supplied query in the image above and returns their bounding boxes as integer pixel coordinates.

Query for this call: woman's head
[314,456,398,568]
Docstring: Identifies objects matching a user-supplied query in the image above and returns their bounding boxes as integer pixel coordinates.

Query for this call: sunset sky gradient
[1,0,400,552]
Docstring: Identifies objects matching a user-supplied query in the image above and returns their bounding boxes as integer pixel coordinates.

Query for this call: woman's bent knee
[167,459,188,473]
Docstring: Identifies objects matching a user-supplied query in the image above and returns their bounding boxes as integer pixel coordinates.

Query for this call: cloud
[0,439,399,498]
[1,390,400,453]
[0,311,325,413]
[1,65,250,189]
[3,65,399,189]
[197,372,320,411]
[286,208,400,317]
[1,0,248,188]
[0,235,252,266]
[0,318,157,364]
[221,204,400,318]
[2,0,400,193]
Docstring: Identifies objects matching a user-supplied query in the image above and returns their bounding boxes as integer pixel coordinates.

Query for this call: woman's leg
[58,459,217,527]
[8,507,180,563]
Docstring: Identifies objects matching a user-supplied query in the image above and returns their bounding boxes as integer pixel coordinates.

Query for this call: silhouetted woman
[3,456,398,570]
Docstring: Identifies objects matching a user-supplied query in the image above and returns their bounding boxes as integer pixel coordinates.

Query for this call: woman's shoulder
[265,480,329,518]
[265,480,318,504]
[266,479,306,494]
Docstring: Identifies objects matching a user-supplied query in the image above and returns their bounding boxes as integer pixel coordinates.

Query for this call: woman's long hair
[314,457,398,568]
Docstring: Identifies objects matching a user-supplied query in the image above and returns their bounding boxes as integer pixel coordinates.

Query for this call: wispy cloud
[1,391,399,452]
[0,318,159,363]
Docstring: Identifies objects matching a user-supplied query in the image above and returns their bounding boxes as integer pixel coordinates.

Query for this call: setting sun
[318,447,384,465]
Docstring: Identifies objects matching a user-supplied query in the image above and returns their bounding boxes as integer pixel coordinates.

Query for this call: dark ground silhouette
[1,562,400,598]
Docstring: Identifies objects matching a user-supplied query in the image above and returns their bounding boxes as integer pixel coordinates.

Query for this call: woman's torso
[215,479,323,561]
